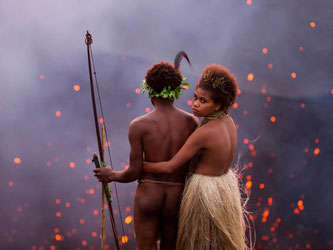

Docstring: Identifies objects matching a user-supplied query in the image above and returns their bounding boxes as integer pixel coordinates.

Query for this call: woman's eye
[193,96,197,100]
[201,99,206,103]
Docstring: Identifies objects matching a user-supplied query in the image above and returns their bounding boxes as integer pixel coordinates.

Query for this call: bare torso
[194,117,237,176]
[133,104,198,250]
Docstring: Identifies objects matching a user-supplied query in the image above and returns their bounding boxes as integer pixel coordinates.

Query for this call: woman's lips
[192,108,199,115]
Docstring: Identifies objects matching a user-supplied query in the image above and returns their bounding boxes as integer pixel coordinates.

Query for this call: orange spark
[187,100,192,105]
[40,75,45,80]
[56,199,61,204]
[313,148,320,155]
[65,202,71,208]
[82,240,87,246]
[247,73,254,82]
[246,0,252,5]
[69,162,76,168]
[297,200,303,207]
[268,168,272,173]
[99,118,104,124]
[55,234,62,241]
[145,107,151,113]
[126,102,132,108]
[56,212,61,218]
[291,72,297,79]
[135,88,141,94]
[80,219,85,224]
[121,56,126,61]
[249,144,254,151]
[54,228,60,233]
[73,85,80,92]
[92,232,98,237]
[246,175,251,180]
[121,235,129,244]
[243,138,249,144]
[125,216,133,224]
[261,236,269,241]
[268,63,273,69]
[50,246,56,250]
[270,227,275,232]
[268,197,273,206]
[315,138,319,144]
[14,157,21,164]
[263,209,270,218]
[248,162,253,167]
[310,22,316,28]
[93,210,99,216]
[300,103,305,108]
[270,116,276,123]
[56,110,61,117]
[232,102,238,109]
[299,46,304,52]
[277,218,282,223]
[245,180,252,189]
[262,48,268,54]
[86,158,90,164]
[294,208,300,214]
[259,183,265,189]
[126,206,131,212]
[237,89,242,94]
[8,181,14,187]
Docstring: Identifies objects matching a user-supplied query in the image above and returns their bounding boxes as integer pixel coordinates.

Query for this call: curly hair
[145,61,182,93]
[197,64,238,111]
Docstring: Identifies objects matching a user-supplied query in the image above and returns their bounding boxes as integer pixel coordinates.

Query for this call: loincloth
[176,170,247,250]
[138,179,184,186]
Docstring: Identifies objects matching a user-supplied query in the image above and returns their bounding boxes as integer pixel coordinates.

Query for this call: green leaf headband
[140,77,190,101]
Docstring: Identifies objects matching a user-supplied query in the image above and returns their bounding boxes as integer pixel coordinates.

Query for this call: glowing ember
[187,100,192,105]
[55,234,63,241]
[243,138,249,144]
[299,46,304,51]
[86,158,90,164]
[80,219,85,224]
[259,183,265,189]
[92,232,98,237]
[246,0,252,5]
[315,138,319,144]
[56,212,61,217]
[313,148,320,155]
[56,199,61,204]
[8,181,14,187]
[135,88,141,94]
[14,157,21,164]
[249,144,254,151]
[65,202,71,208]
[237,89,242,95]
[268,63,273,69]
[300,103,306,108]
[82,240,87,246]
[310,22,316,28]
[40,75,45,80]
[126,206,131,212]
[121,235,128,244]
[247,73,254,82]
[93,209,99,216]
[262,48,268,54]
[126,102,132,108]
[54,228,60,233]
[99,118,104,124]
[291,72,297,79]
[145,107,151,113]
[245,180,252,189]
[270,116,276,123]
[69,162,76,168]
[125,216,133,224]
[56,110,61,117]
[232,103,238,109]
[268,197,273,206]
[73,84,80,92]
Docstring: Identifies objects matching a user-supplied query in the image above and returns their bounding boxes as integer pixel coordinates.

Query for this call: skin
[94,98,198,250]
[143,86,237,176]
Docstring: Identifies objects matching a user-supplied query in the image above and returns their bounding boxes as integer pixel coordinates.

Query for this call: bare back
[138,107,198,182]
[195,117,237,176]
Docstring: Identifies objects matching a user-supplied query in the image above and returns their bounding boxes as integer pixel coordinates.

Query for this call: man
[94,54,198,250]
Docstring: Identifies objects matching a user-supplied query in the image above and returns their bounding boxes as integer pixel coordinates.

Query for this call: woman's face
[192,87,221,117]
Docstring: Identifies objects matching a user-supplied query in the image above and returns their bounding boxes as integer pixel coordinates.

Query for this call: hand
[93,167,114,183]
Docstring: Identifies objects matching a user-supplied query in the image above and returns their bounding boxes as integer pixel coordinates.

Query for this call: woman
[143,64,248,250]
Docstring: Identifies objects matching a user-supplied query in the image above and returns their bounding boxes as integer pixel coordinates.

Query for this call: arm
[143,127,206,174]
[94,119,144,183]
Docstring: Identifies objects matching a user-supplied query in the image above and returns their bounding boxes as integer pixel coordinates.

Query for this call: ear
[214,102,222,111]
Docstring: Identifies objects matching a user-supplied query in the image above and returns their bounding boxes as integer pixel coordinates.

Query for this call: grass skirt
[176,170,246,250]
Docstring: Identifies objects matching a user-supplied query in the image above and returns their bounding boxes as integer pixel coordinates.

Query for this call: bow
[85,31,126,250]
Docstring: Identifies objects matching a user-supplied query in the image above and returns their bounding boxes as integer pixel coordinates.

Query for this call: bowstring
[89,45,128,249]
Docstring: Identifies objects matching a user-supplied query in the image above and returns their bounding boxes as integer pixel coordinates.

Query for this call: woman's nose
[193,99,199,107]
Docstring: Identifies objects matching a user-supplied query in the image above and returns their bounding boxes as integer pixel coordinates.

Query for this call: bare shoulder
[128,114,153,137]
[175,108,200,128]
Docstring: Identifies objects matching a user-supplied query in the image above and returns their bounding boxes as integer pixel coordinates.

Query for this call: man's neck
[152,98,175,110]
